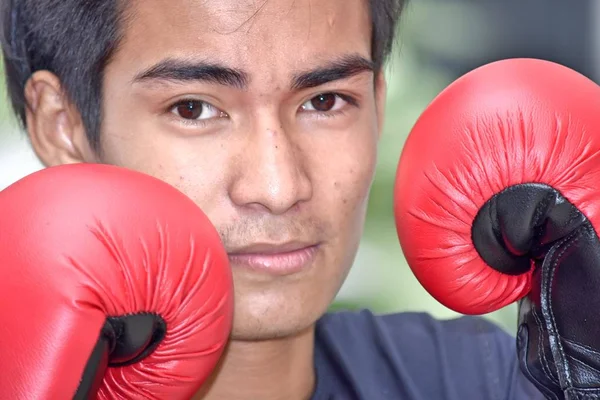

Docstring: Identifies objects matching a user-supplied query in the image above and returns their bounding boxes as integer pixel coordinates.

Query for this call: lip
[228,242,320,276]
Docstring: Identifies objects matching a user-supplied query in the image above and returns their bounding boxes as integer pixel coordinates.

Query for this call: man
[1,0,543,398]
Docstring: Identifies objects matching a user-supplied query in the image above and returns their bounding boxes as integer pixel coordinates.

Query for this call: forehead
[119,0,372,74]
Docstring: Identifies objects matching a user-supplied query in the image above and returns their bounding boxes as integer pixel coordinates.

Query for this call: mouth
[227,242,320,276]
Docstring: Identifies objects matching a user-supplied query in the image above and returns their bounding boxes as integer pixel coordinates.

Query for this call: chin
[229,283,335,341]
[226,243,355,341]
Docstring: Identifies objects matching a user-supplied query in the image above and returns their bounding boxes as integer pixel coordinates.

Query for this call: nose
[229,120,312,215]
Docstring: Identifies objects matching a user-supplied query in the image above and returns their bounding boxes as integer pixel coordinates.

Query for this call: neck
[194,326,316,400]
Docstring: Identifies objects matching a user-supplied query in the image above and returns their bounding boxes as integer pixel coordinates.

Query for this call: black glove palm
[472,183,600,400]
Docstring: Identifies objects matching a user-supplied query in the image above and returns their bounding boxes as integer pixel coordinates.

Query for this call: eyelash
[168,92,359,126]
[303,93,359,119]
[168,100,225,128]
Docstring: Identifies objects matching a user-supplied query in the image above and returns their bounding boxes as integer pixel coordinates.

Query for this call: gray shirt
[310,309,544,399]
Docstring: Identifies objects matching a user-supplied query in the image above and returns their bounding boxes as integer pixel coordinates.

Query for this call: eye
[171,100,226,121]
[301,93,348,113]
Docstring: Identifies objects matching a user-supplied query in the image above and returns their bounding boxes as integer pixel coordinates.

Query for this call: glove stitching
[565,390,600,400]
[531,192,552,229]
[546,229,585,393]
[532,306,560,385]
[565,353,600,377]
[562,337,600,358]
[566,208,583,227]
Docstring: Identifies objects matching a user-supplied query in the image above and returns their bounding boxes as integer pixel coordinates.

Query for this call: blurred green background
[1,0,597,336]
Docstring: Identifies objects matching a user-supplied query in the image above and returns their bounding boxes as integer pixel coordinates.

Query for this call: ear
[374,71,388,140]
[24,70,98,167]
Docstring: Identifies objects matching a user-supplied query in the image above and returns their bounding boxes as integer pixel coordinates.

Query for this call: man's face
[99,0,385,340]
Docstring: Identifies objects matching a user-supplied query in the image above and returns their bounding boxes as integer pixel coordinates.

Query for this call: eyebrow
[132,53,374,91]
[291,54,375,90]
[133,59,249,89]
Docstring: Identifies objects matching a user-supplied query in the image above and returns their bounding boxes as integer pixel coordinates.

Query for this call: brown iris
[310,93,337,112]
[177,100,203,120]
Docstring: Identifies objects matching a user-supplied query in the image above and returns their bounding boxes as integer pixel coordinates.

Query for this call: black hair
[1,0,406,151]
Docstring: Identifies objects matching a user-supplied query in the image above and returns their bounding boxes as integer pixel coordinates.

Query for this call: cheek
[99,119,231,218]
[312,138,377,289]
[314,131,378,229]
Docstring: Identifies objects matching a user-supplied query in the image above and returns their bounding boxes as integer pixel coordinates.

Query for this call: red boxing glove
[0,164,233,399]
[395,59,600,398]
